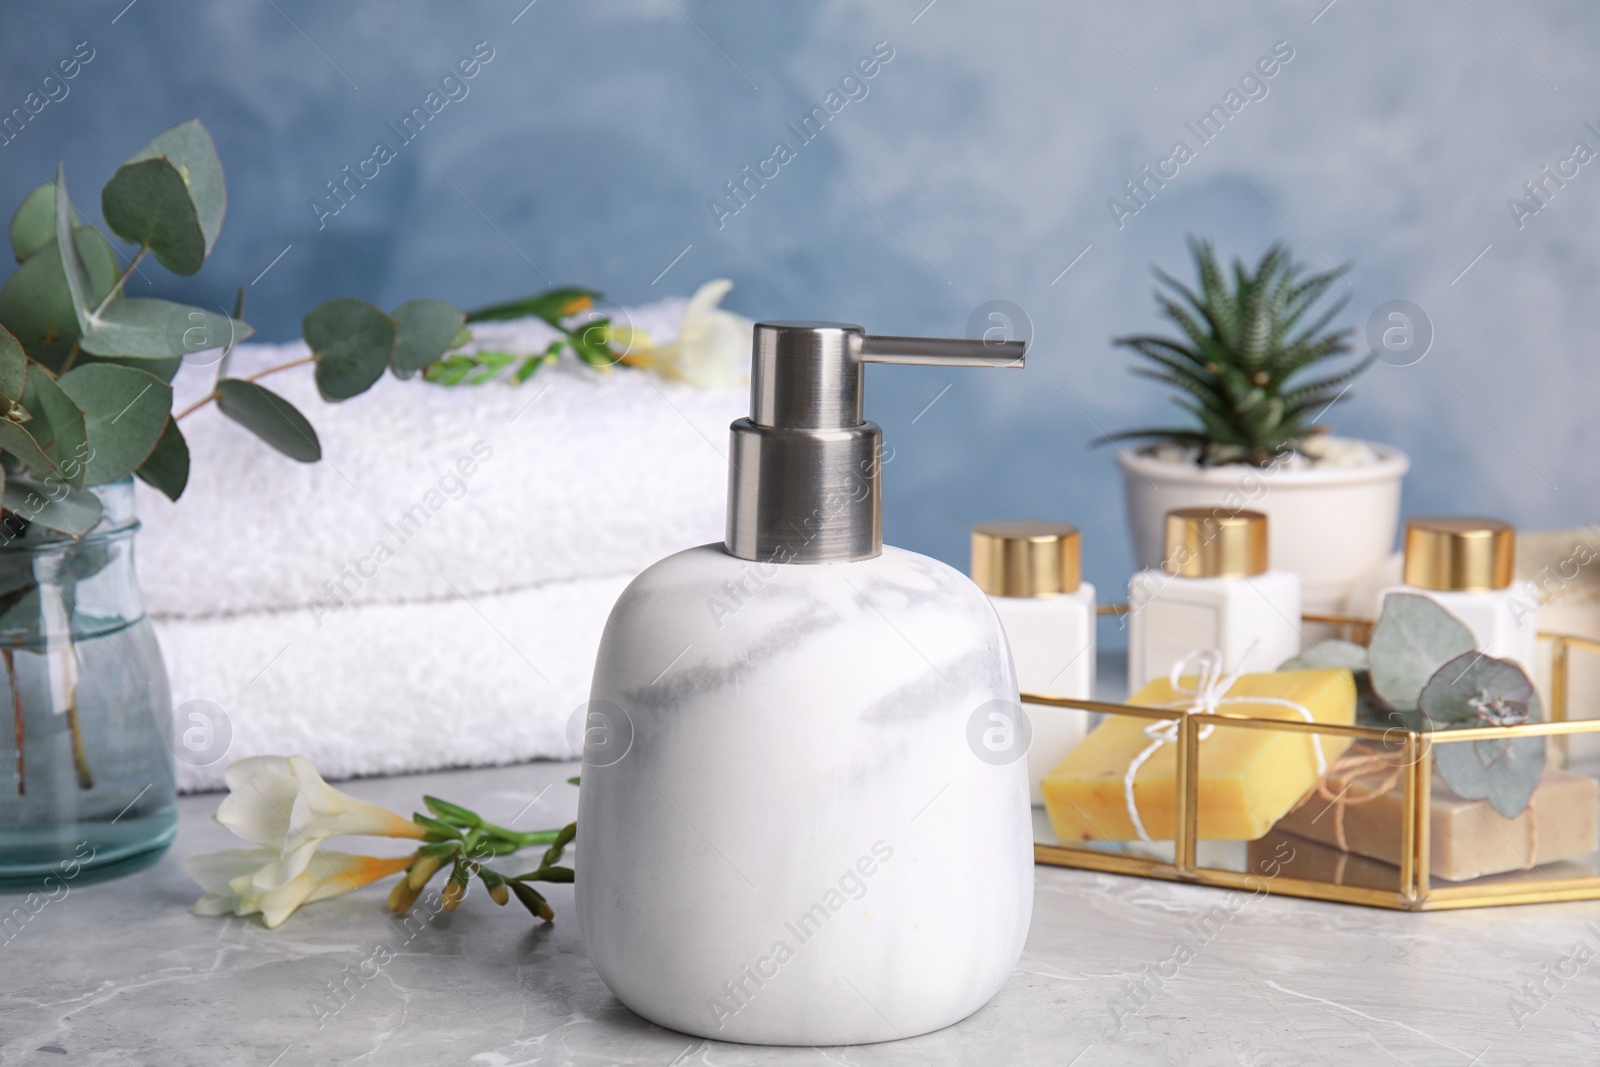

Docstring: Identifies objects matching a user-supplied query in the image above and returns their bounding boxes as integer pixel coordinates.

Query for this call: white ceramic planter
[1115,443,1409,614]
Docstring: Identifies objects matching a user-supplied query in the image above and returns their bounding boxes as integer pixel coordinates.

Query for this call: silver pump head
[725,320,1026,564]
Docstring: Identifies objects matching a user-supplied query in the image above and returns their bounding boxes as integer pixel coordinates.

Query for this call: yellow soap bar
[1042,669,1356,842]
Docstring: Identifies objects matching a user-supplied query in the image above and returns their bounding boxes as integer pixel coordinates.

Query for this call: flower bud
[407,854,444,891]
[388,875,422,914]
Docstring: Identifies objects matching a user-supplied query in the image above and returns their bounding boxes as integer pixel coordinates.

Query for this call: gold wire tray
[1028,622,1600,911]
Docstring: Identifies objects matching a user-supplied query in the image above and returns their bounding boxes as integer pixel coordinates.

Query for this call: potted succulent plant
[1108,239,1408,613]
[0,119,627,886]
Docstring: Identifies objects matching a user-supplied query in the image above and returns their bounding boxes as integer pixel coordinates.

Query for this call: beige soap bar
[1274,757,1600,882]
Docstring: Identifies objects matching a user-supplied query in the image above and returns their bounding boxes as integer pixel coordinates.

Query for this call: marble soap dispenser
[970,521,1096,805]
[577,322,1034,1046]
[1127,508,1302,690]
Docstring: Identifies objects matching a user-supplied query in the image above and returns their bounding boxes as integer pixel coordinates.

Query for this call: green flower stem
[391,802,574,925]
[483,824,560,849]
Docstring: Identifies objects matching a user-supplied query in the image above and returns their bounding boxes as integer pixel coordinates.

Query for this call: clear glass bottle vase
[0,479,176,889]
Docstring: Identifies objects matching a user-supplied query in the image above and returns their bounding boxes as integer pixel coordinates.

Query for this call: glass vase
[0,479,176,890]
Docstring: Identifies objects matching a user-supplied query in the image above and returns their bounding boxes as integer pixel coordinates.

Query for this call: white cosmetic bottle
[970,521,1095,804]
[1128,508,1302,691]
[578,322,1034,1046]
[1378,516,1539,671]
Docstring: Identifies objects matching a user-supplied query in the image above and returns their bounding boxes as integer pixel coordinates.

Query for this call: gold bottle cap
[1162,508,1269,578]
[1402,516,1515,591]
[971,521,1082,597]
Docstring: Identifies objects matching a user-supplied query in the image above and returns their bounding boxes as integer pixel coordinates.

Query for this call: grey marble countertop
[6,655,1600,1065]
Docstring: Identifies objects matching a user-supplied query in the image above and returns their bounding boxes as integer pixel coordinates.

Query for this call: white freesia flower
[617,279,752,388]
[185,847,415,928]
[213,755,425,893]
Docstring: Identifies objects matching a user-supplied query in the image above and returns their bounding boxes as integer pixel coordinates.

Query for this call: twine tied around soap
[1290,748,1405,854]
[1292,745,1540,869]
[1122,648,1328,843]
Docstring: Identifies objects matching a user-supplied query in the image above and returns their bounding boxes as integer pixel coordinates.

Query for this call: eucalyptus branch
[245,355,314,382]
[4,648,23,796]
[174,356,315,421]
[2,115,613,511]
[91,245,147,319]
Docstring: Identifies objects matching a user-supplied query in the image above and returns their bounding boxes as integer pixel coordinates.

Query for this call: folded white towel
[137,291,752,790]
[137,293,749,619]
[159,573,632,791]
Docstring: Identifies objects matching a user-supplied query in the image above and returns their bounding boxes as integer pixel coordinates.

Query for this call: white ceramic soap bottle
[1127,508,1302,691]
[970,521,1096,805]
[1378,516,1539,671]
[578,322,1034,1046]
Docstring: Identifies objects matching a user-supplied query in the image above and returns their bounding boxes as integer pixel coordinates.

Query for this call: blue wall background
[3,1,1595,603]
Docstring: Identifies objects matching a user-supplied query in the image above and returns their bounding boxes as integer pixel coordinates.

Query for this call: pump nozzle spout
[857,334,1026,368]
[727,320,1028,564]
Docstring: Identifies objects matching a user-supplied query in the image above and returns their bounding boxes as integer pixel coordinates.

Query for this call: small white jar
[972,522,1096,805]
[1378,516,1539,672]
[1128,508,1302,692]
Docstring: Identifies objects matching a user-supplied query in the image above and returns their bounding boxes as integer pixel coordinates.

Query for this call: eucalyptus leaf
[57,364,174,486]
[306,298,395,400]
[134,417,190,501]
[1420,652,1545,819]
[100,119,226,276]
[0,414,60,477]
[10,183,78,262]
[0,227,119,369]
[53,164,105,339]
[215,379,321,462]
[217,286,246,380]
[1367,593,1476,712]
[79,298,252,360]
[1432,732,1546,821]
[20,367,90,489]
[464,287,598,325]
[0,324,26,401]
[132,355,184,385]
[391,299,465,373]
[0,478,103,537]
[1418,653,1541,725]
